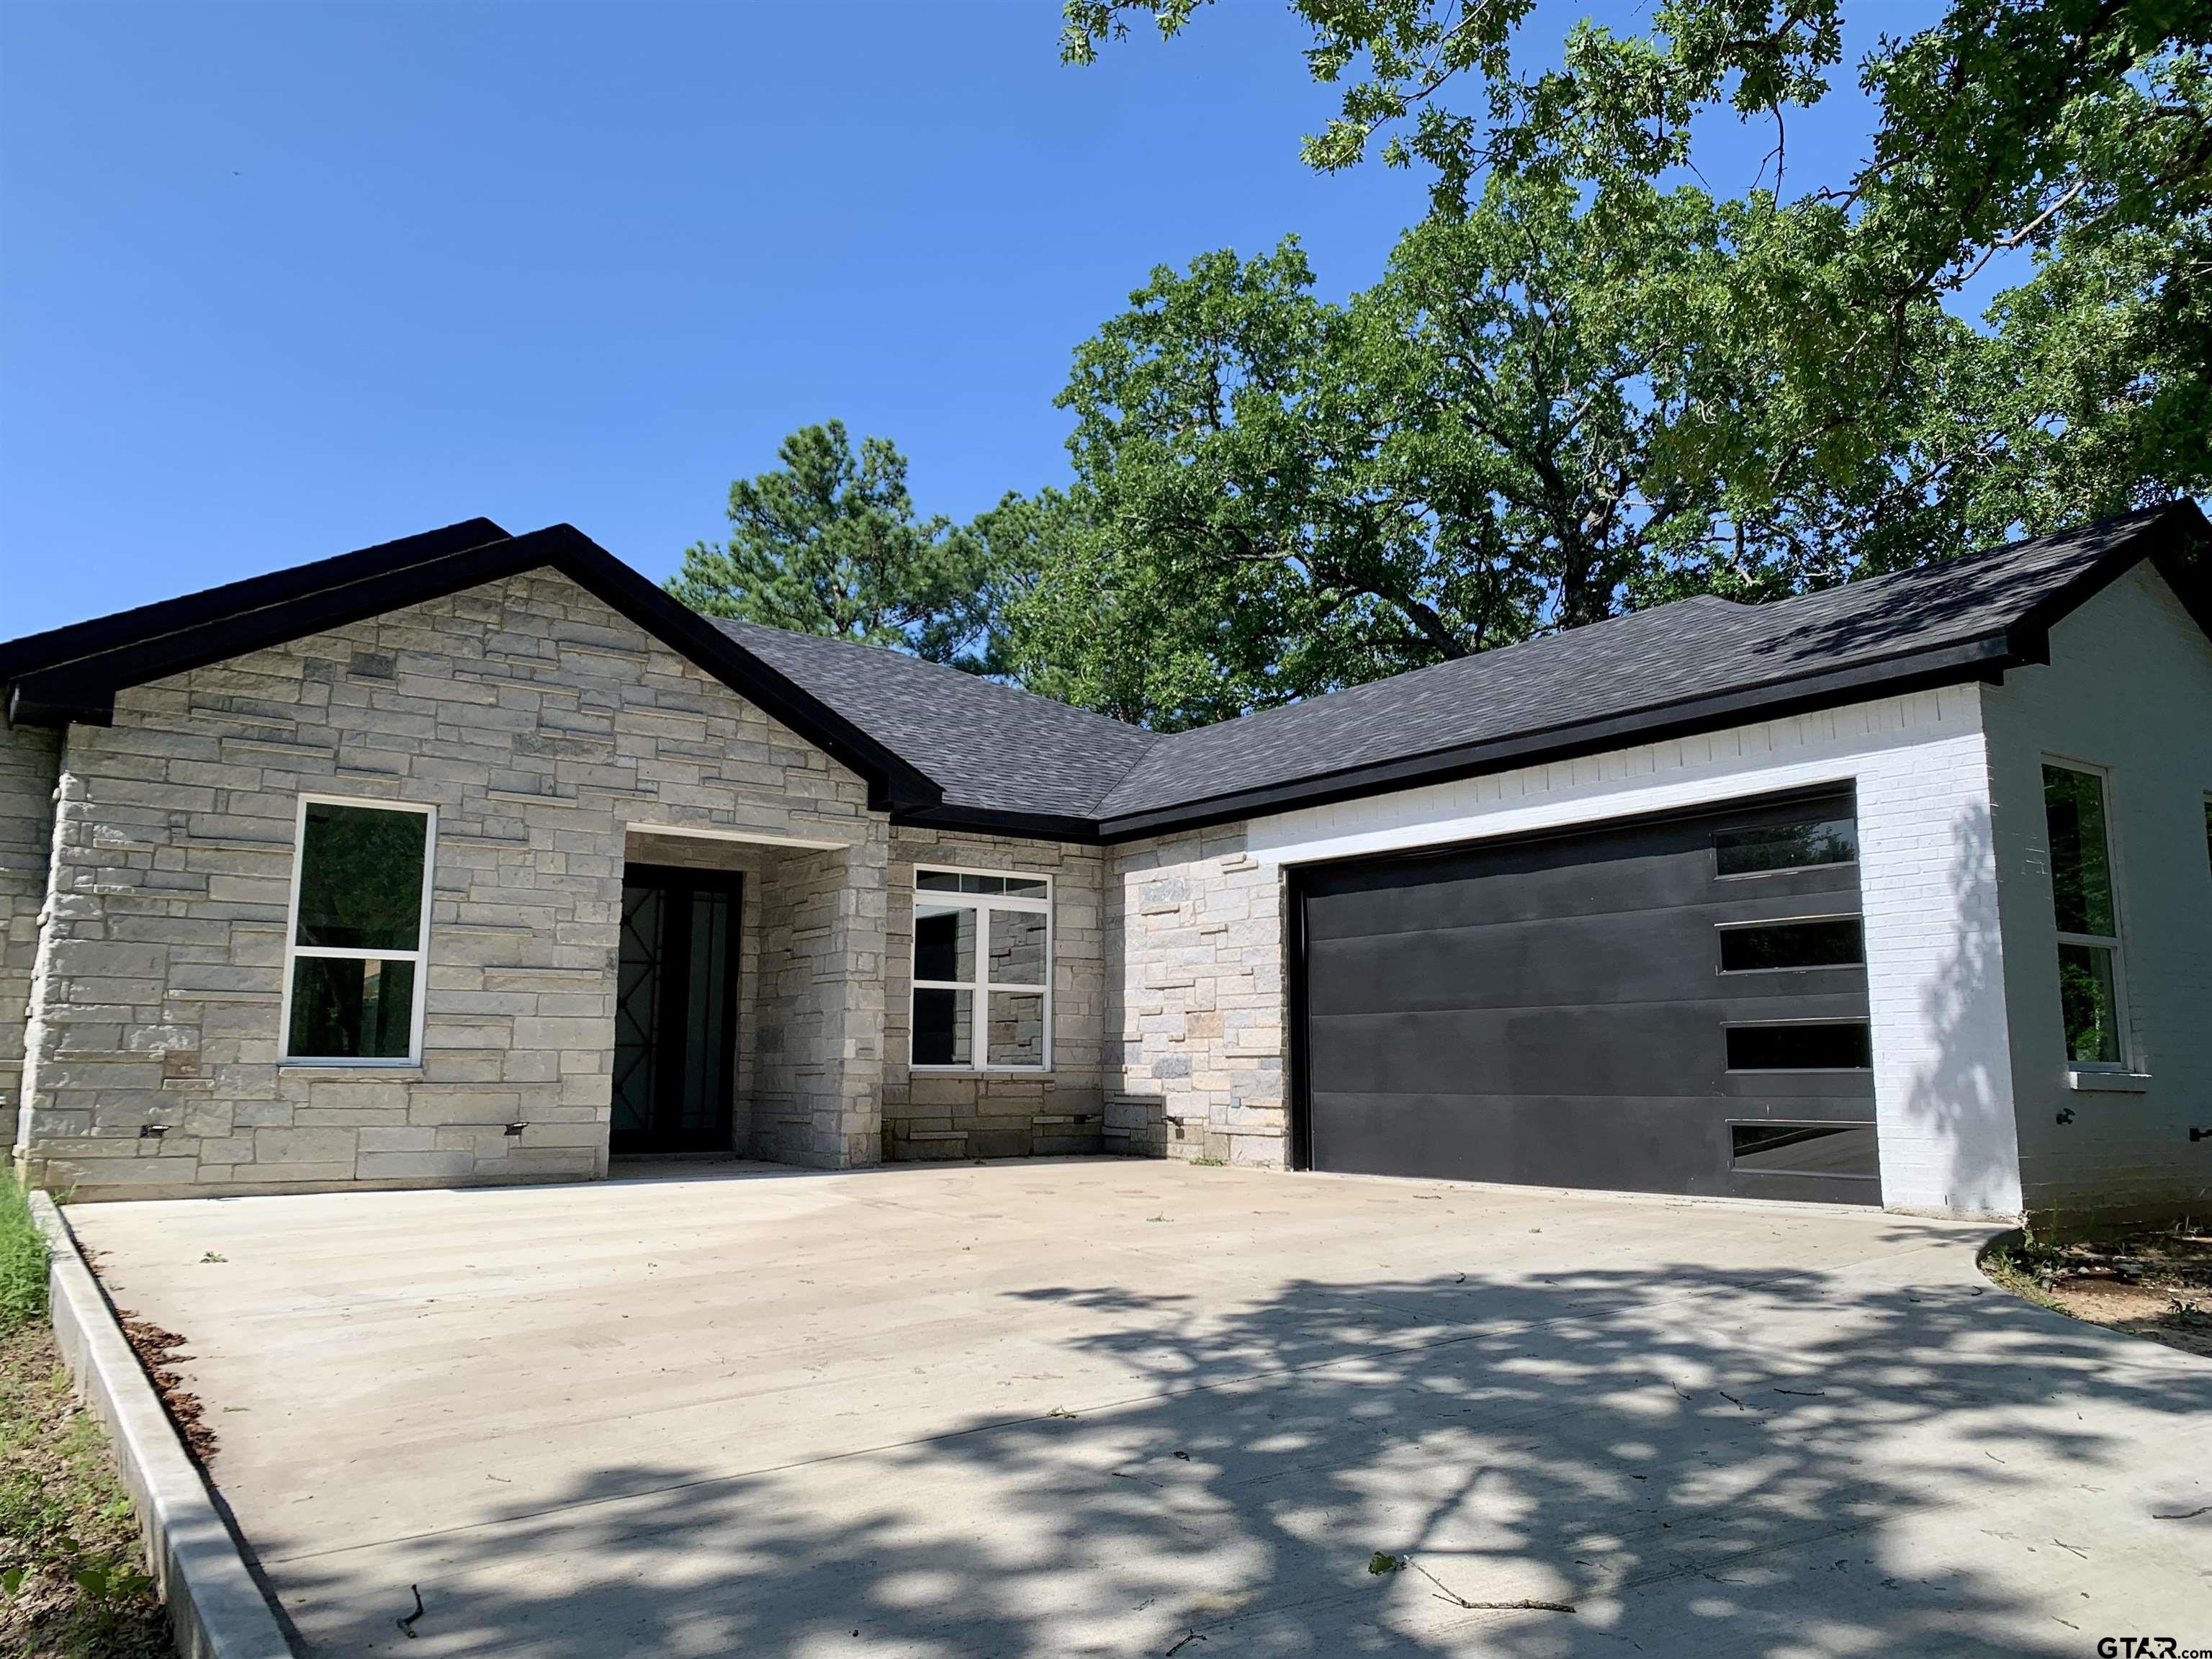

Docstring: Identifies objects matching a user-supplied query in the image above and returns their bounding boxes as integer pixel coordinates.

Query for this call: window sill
[2068,1069,2152,1093]
[278,1061,425,1074]
[909,1067,1056,1079]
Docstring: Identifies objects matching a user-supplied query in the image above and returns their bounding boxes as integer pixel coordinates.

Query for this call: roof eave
[1091,633,2023,844]
[2010,498,2212,646]
[1,523,945,817]
[0,518,513,682]
[888,802,1108,845]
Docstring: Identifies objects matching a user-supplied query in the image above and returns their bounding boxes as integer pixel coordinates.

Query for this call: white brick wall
[1981,562,2212,1223]
[1215,683,2026,1215]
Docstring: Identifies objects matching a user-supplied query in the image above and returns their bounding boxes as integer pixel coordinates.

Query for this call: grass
[0,1178,47,1331]
[0,1179,174,1658]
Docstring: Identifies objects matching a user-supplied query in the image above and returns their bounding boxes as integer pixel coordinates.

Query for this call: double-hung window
[2041,763,2128,1068]
[280,797,436,1064]
[910,868,1051,1071]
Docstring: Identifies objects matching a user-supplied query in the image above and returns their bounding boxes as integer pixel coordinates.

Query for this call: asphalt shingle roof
[715,621,1161,819]
[6,503,2198,840]
[706,503,2206,835]
[1097,505,2200,822]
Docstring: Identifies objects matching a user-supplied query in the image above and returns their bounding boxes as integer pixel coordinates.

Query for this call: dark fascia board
[4,523,943,815]
[12,499,2200,845]
[1090,634,2020,843]
[0,518,511,683]
[2009,497,2212,650]
[889,802,1108,845]
[1089,500,2212,846]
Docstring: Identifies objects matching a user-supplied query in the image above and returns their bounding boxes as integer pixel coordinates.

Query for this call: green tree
[961,485,1205,727]
[1046,173,1945,721]
[668,421,994,666]
[1064,0,2212,544]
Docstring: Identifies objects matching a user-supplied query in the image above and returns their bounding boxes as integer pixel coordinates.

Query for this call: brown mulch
[1985,1228,2212,1359]
[113,1318,216,1464]
[0,1319,176,1658]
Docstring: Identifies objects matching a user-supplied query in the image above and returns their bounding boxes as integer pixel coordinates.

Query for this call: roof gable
[6,500,2202,843]
[0,521,943,814]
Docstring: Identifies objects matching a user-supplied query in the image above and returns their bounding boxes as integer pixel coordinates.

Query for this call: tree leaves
[1052,0,2209,713]
[666,420,995,668]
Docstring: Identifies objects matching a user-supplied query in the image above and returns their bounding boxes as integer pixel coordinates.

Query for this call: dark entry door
[612,864,742,1155]
[1292,788,1879,1205]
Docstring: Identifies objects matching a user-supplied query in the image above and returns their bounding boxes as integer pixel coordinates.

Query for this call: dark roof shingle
[705,502,2205,837]
[1096,504,2207,824]
[714,621,1161,820]
[6,502,2199,842]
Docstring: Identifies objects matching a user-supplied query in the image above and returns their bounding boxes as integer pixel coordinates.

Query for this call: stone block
[252,1127,358,1164]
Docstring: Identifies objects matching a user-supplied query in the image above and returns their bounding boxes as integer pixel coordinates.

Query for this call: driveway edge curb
[32,1190,297,1659]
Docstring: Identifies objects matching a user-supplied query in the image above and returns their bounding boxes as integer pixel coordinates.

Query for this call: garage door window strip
[1713,814,1858,878]
[279,796,436,1066]
[1729,1122,1879,1179]
[1724,1020,1873,1071]
[1715,915,1865,974]
[2041,761,2131,1068]
[911,867,1051,1071]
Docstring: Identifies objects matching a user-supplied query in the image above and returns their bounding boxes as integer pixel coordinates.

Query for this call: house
[2,505,2207,1223]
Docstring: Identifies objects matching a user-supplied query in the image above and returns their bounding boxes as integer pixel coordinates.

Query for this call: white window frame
[278,793,436,1067]
[909,865,1053,1074]
[2041,757,2131,1072]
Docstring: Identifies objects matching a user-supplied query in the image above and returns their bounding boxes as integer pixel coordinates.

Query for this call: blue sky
[1,1,1931,637]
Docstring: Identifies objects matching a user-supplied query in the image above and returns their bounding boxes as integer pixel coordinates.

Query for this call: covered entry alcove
[617,822,886,1169]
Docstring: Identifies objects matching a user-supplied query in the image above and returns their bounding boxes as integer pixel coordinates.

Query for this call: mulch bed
[113,1318,216,1465]
[1984,1228,2212,1359]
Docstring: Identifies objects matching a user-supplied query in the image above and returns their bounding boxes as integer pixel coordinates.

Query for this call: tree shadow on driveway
[271,1254,2212,1658]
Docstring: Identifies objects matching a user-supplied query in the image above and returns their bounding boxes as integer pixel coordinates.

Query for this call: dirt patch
[0,1318,176,1658]
[1983,1227,2212,1359]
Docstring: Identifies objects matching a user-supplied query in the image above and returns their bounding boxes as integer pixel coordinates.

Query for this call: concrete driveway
[66,1161,2212,1658]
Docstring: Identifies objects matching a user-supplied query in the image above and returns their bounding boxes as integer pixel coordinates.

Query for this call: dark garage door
[1292,788,1880,1205]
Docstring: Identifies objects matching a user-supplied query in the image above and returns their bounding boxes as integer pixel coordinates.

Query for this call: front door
[612,864,742,1155]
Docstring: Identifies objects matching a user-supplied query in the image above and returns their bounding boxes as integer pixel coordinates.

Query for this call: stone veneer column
[820,828,888,1167]
[0,725,60,1154]
[1107,826,1288,1166]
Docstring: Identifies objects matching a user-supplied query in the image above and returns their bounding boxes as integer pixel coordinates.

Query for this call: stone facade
[0,724,60,1148]
[1104,826,1289,1166]
[12,543,2203,1221]
[750,840,887,1166]
[881,827,1107,1160]
[14,570,886,1200]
